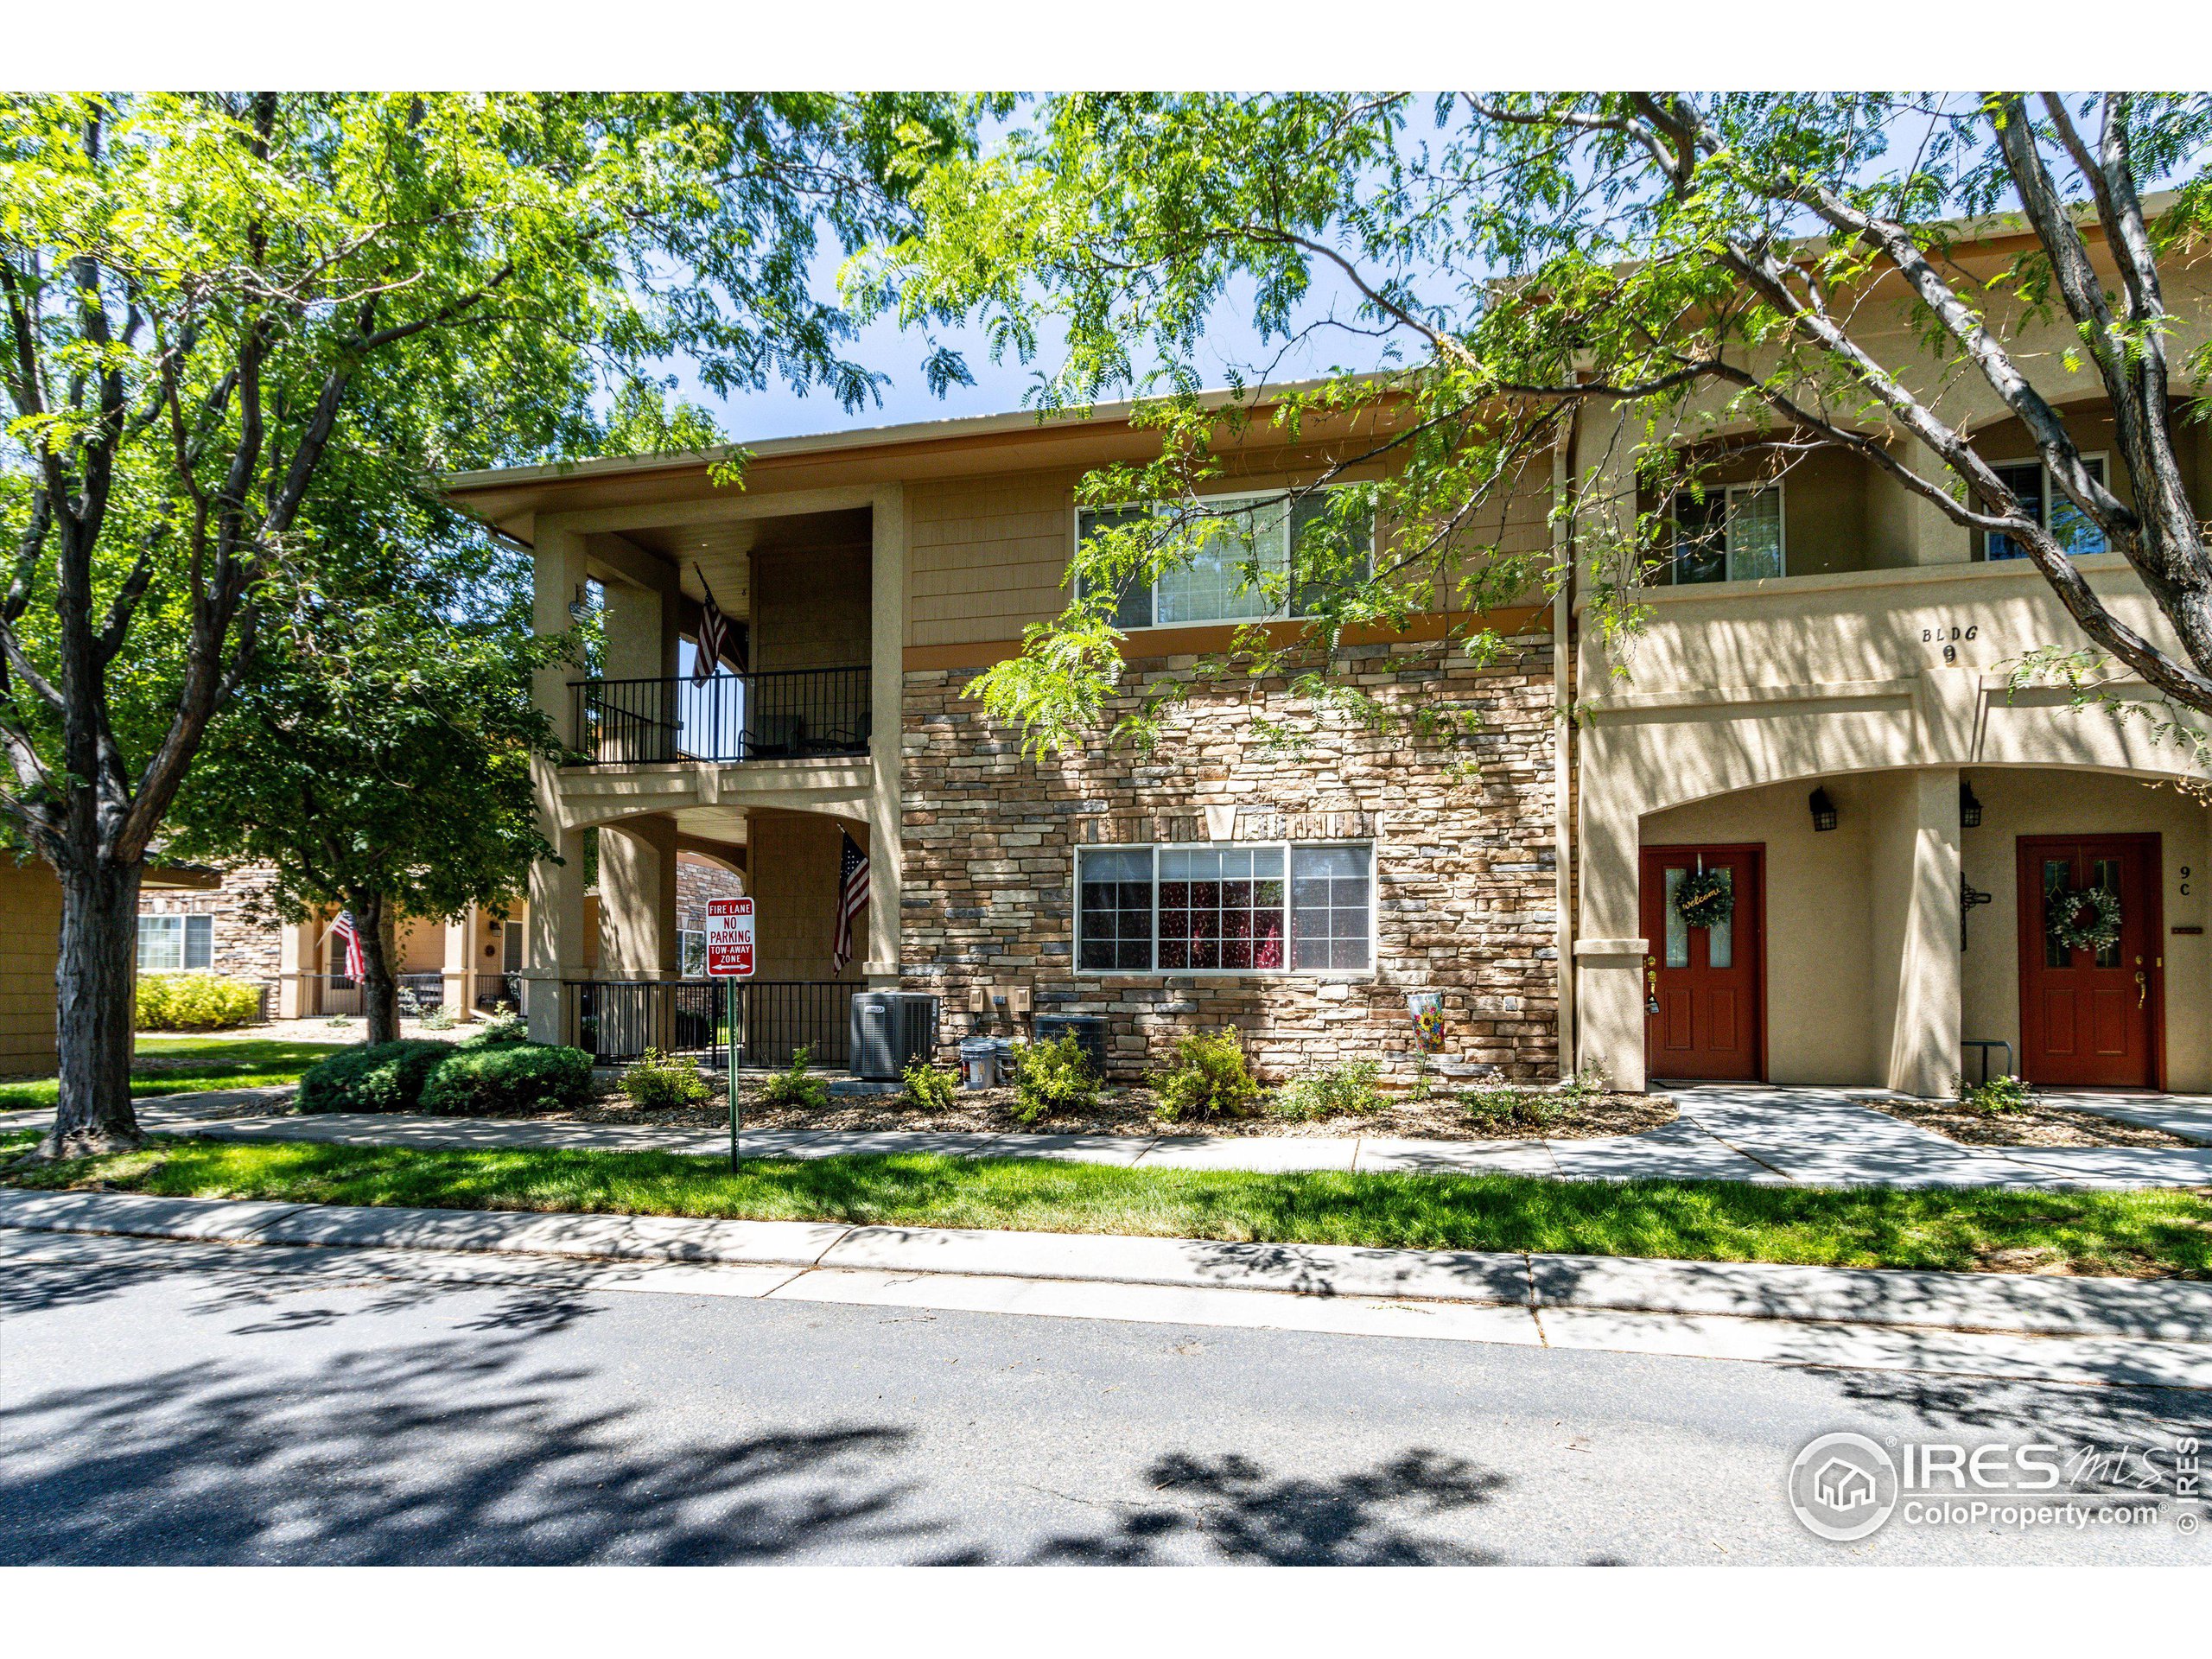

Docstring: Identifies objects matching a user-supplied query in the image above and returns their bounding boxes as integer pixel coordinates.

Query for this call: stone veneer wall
[137,861,284,982]
[899,636,1561,1082]
[675,850,747,936]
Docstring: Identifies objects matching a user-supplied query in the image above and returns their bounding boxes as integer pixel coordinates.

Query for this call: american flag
[831,830,870,974]
[329,910,366,981]
[690,569,747,684]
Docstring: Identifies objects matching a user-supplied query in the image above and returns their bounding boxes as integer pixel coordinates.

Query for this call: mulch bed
[533,1084,1679,1142]
[1866,1095,2198,1149]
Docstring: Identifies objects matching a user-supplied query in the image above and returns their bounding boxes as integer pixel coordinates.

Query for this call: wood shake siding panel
[907,471,1082,648]
[900,637,1561,1081]
[0,861,60,1073]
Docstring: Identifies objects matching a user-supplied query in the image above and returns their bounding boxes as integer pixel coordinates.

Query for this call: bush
[418,1042,594,1116]
[901,1058,957,1111]
[417,1005,457,1032]
[1956,1072,2037,1116]
[297,1039,454,1115]
[625,1048,711,1109]
[463,1015,531,1047]
[1271,1058,1385,1122]
[1151,1029,1260,1123]
[1459,1084,1559,1131]
[1009,1033,1100,1123]
[760,1046,829,1110]
[1557,1064,1612,1109]
[134,973,264,1033]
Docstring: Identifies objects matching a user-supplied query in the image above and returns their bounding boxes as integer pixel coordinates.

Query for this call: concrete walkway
[11,1082,2212,1190]
[4,1187,2209,1389]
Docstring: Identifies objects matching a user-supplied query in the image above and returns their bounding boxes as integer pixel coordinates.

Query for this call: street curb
[4,1185,2211,1344]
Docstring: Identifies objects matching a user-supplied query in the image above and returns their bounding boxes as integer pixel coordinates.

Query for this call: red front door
[1641,843,1765,1082]
[2018,836,2163,1090]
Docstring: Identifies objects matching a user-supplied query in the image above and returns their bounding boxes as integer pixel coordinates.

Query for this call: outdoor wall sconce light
[567,583,592,624]
[1959,778,1984,829]
[1808,787,1839,832]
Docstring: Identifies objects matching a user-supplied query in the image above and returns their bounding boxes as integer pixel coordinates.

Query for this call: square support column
[527,520,590,1044]
[865,485,906,987]
[1869,768,1962,1097]
[598,813,680,977]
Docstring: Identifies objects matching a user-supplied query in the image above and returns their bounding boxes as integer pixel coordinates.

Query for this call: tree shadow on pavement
[0,1289,926,1564]
[937,1447,1508,1565]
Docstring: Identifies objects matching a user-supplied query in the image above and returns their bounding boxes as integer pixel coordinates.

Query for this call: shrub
[418,1042,594,1116]
[901,1058,957,1111]
[1151,1029,1260,1122]
[760,1046,829,1110]
[1955,1072,2037,1116]
[625,1048,711,1109]
[1459,1084,1559,1130]
[1556,1064,1612,1109]
[417,1005,458,1032]
[463,1015,531,1047]
[1271,1058,1386,1122]
[296,1039,454,1115]
[134,973,264,1033]
[1009,1033,1100,1123]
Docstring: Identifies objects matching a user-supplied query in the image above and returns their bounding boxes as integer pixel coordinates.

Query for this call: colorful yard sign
[706,897,756,978]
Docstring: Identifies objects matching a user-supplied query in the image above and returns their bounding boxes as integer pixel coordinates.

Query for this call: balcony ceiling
[620,505,872,625]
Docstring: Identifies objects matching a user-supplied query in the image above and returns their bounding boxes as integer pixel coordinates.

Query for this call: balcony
[568,667,871,767]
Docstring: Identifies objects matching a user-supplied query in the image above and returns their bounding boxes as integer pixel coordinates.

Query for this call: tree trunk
[354,891,400,1046]
[44,854,145,1157]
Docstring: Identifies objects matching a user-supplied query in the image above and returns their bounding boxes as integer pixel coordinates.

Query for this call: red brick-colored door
[2018,836,2162,1090]
[1641,844,1765,1082]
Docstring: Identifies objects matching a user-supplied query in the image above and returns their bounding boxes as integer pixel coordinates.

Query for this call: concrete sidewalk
[12,1081,2212,1190]
[3,1186,2208,1390]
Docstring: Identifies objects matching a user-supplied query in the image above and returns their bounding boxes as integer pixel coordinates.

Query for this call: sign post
[704,897,756,1169]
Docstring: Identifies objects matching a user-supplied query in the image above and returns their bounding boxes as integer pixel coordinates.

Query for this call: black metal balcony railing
[569,669,870,766]
[567,979,852,1070]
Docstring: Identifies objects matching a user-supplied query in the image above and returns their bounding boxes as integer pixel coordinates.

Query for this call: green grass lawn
[0,1039,340,1110]
[8,1135,2210,1278]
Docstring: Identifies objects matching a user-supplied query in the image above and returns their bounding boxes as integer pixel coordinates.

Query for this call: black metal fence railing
[566,979,851,1069]
[299,973,448,1018]
[475,973,524,1014]
[569,668,870,766]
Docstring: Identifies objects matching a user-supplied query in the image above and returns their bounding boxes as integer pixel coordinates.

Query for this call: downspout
[1551,410,1580,1080]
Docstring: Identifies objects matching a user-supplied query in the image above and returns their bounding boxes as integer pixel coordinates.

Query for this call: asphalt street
[0,1230,2203,1565]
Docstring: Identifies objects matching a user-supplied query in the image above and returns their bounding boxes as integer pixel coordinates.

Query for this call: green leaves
[863,92,2212,743]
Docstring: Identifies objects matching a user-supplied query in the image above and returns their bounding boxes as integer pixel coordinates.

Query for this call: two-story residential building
[447,214,2212,1099]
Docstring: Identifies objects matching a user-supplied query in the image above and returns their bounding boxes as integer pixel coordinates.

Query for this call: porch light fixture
[1808,787,1839,833]
[1959,778,1984,829]
[567,583,592,624]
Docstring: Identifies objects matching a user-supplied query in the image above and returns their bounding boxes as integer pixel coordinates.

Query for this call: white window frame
[1072,840,1378,978]
[1074,485,1378,630]
[1983,452,2110,561]
[137,913,212,973]
[1668,480,1788,584]
[678,927,707,977]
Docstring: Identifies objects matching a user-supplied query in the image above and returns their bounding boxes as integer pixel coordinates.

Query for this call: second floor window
[1668,483,1784,584]
[1076,487,1375,629]
[1985,455,2108,561]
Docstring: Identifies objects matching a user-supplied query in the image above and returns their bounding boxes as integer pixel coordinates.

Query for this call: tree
[1,92,969,1154]
[164,488,556,1046]
[861,93,2212,753]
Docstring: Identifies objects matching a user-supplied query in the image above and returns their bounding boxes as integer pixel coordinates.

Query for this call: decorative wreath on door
[1673,867,1735,930]
[2045,883,2123,953]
